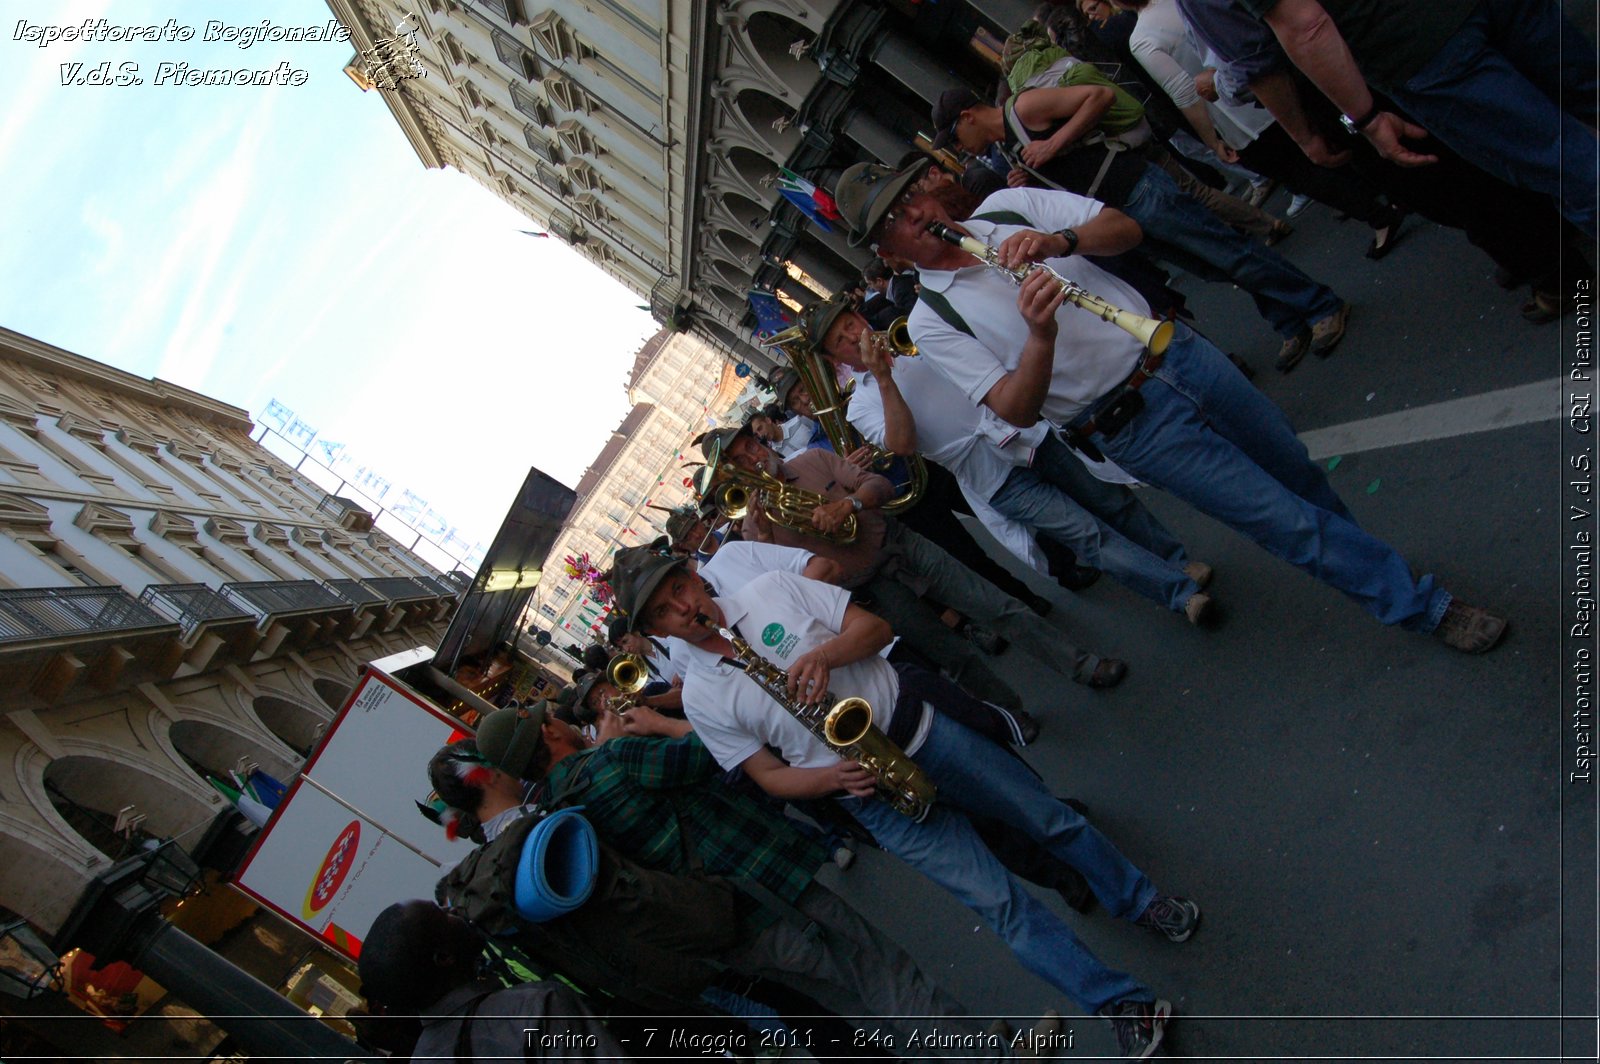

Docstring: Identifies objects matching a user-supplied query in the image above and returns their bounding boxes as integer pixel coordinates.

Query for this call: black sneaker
[1134,896,1200,942]
[1100,998,1171,1059]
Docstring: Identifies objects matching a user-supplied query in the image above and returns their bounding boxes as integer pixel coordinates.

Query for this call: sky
[0,0,659,566]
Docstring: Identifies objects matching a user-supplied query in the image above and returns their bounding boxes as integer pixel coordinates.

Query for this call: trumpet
[602,652,650,715]
[883,316,918,357]
[927,222,1174,355]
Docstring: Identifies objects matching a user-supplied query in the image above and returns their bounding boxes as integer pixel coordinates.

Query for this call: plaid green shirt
[545,734,825,904]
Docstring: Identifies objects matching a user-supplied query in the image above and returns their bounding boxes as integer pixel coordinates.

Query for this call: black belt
[1064,348,1166,460]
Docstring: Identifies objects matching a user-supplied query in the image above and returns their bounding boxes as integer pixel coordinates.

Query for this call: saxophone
[696,613,935,821]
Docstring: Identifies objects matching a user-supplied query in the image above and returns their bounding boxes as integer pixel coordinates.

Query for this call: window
[492,29,540,80]
[35,414,117,490]
[512,84,551,126]
[80,504,192,585]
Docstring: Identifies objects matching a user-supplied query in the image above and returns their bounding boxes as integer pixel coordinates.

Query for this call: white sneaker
[1286,193,1313,218]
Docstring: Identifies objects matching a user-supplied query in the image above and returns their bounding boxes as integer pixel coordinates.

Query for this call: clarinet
[927,221,1175,354]
[696,613,935,821]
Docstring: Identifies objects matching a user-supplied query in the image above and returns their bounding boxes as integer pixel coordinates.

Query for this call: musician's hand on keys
[1006,167,1030,189]
[621,705,665,736]
[787,648,832,705]
[997,228,1065,270]
[1018,268,1068,336]
[842,445,875,472]
[594,707,628,743]
[828,760,878,799]
[859,330,893,377]
[811,498,855,535]
[742,502,773,539]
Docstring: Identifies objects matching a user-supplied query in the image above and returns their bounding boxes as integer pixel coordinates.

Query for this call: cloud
[138,94,279,387]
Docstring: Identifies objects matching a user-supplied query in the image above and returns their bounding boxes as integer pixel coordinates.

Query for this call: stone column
[839,107,906,166]
[867,32,949,105]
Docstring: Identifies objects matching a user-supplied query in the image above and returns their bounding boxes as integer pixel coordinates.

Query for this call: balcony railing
[138,583,253,638]
[323,579,387,607]
[361,577,438,603]
[411,574,462,597]
[219,580,347,620]
[0,586,170,644]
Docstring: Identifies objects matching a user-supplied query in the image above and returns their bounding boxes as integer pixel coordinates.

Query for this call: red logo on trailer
[302,820,361,920]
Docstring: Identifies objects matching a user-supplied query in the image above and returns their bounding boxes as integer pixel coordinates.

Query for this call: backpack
[437,812,745,1012]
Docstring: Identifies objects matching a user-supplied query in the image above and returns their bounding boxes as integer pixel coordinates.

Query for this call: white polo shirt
[699,539,814,596]
[845,360,1032,501]
[642,639,684,684]
[910,186,1149,425]
[664,541,816,670]
[676,571,919,773]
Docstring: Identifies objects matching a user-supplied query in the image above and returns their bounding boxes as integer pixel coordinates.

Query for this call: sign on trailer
[232,668,475,958]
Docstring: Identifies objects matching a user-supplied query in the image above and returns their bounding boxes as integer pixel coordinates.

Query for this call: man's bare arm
[1262,0,1438,166]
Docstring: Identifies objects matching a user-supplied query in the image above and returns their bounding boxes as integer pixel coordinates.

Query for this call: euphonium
[927,222,1174,355]
[760,324,927,516]
[697,458,858,543]
[695,613,934,821]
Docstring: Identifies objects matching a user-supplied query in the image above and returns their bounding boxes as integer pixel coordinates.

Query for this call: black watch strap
[1341,104,1380,135]
[1055,228,1079,255]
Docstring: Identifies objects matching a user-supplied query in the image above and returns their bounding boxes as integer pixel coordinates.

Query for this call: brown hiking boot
[1432,600,1507,653]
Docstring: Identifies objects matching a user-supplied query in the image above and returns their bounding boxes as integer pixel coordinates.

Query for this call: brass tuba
[760,325,926,516]
[694,458,858,544]
[603,652,649,714]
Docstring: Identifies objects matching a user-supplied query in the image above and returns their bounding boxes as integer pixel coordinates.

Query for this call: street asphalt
[813,187,1594,1062]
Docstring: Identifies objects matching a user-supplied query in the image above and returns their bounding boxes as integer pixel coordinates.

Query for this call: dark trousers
[894,459,1044,606]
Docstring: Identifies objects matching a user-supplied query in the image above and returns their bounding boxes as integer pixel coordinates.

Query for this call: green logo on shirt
[761,623,785,647]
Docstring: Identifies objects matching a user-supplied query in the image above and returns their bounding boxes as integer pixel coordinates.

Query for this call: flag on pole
[519,229,551,239]
[747,289,795,342]
[776,169,841,231]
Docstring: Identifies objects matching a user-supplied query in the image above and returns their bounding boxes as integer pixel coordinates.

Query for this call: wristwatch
[1055,228,1080,256]
[1339,104,1380,137]
[847,495,864,513]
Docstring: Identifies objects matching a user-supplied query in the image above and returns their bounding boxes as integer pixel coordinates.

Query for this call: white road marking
[1297,377,1561,460]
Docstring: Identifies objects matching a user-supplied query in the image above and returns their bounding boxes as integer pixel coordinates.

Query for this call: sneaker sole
[1142,1000,1173,1059]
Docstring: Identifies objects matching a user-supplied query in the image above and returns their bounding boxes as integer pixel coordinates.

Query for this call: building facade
[522,328,742,647]
[0,326,459,1048]
[328,0,1038,375]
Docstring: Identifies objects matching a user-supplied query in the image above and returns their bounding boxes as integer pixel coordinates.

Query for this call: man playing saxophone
[610,543,1201,1053]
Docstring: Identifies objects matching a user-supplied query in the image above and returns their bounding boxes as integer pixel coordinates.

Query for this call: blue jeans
[1073,325,1451,630]
[1389,0,1598,238]
[1123,163,1343,338]
[841,710,1159,1015]
[992,433,1201,611]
